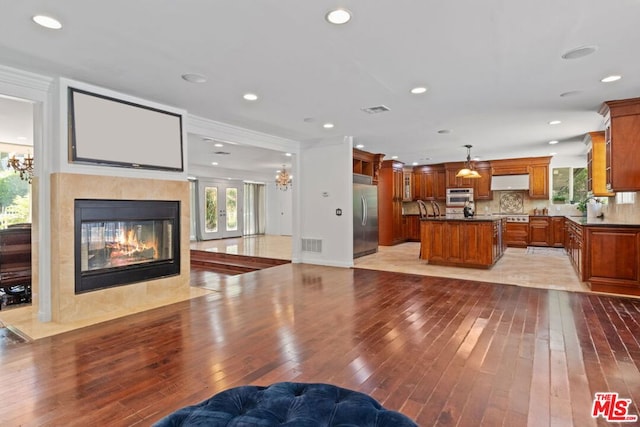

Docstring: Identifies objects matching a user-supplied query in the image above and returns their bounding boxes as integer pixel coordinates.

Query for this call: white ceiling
[1,1,639,175]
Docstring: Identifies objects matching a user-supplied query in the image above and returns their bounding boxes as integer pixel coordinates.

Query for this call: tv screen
[68,87,184,171]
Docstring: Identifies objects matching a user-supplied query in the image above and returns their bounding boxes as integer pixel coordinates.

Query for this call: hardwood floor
[2,263,640,426]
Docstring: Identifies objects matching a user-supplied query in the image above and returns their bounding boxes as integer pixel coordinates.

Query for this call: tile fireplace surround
[49,173,198,324]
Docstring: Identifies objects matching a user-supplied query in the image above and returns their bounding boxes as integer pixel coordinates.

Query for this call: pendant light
[456,145,481,178]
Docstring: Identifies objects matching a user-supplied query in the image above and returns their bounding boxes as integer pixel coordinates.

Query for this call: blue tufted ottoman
[153,382,418,426]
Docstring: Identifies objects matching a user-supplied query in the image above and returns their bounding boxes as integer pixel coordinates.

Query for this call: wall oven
[446,188,474,206]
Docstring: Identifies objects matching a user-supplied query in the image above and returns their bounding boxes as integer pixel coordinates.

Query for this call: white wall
[297,136,353,267]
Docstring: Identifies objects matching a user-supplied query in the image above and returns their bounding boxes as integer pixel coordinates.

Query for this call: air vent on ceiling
[361,105,390,114]
[213,151,231,155]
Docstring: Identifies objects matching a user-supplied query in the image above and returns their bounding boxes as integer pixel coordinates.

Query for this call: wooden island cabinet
[564,216,640,296]
[420,217,505,268]
[584,224,640,296]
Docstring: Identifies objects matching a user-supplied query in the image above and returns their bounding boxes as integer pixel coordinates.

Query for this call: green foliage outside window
[0,170,30,229]
[205,187,218,232]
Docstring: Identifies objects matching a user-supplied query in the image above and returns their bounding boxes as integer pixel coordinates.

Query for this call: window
[552,167,587,204]
[615,192,635,204]
[0,151,32,229]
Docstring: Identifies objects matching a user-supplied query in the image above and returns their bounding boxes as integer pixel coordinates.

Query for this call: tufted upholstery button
[153,382,417,426]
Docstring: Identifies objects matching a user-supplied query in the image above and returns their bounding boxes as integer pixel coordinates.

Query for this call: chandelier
[7,153,34,183]
[455,144,481,179]
[275,165,293,191]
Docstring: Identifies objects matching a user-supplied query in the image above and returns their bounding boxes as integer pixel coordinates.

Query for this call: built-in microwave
[446,188,474,206]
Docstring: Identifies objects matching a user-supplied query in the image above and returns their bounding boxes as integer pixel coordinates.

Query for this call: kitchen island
[564,215,640,296]
[420,216,506,268]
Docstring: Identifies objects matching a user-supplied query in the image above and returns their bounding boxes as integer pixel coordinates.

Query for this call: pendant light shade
[456,145,481,178]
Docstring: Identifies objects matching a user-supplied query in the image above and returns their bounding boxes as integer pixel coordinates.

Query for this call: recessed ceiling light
[391,155,398,159]
[437,129,451,134]
[601,75,622,83]
[549,120,562,125]
[32,15,62,29]
[549,140,559,145]
[410,87,428,94]
[211,162,219,166]
[355,144,364,149]
[325,8,352,25]
[214,143,224,147]
[285,152,292,157]
[323,123,334,129]
[412,162,419,166]
[561,45,598,60]
[243,93,259,101]
[182,73,207,83]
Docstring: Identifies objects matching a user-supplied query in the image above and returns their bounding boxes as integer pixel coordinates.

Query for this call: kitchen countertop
[420,214,503,222]
[564,215,640,228]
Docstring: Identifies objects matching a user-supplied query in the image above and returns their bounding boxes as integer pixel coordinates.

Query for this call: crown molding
[187,114,300,154]
[0,64,53,93]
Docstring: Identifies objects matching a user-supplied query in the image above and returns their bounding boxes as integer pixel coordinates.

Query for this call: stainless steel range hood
[490,174,530,191]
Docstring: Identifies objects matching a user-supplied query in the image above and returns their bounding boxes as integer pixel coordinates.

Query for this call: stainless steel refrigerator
[353,175,378,258]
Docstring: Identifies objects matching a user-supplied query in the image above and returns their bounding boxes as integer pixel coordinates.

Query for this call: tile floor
[192,235,590,293]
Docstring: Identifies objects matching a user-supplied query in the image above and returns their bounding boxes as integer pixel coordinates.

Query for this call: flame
[109,227,158,261]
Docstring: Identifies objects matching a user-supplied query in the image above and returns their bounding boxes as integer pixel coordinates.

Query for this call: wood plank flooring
[1,264,639,426]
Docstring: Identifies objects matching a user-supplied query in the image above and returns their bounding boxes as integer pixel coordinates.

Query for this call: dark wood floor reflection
[1,264,639,426]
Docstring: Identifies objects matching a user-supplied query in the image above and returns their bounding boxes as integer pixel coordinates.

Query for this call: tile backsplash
[404,191,640,224]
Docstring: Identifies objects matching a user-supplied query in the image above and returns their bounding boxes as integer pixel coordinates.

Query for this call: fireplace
[74,199,181,294]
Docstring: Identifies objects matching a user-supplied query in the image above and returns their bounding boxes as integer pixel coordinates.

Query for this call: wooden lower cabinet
[550,217,565,247]
[505,222,529,247]
[420,219,504,268]
[584,226,640,295]
[566,220,584,280]
[402,215,421,241]
[529,217,550,246]
[528,216,565,247]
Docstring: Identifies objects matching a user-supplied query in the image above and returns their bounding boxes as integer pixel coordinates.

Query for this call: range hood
[491,174,530,191]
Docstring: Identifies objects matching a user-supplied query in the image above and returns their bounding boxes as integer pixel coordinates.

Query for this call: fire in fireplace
[74,199,181,293]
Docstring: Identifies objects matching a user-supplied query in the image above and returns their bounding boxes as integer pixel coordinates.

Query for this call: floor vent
[301,238,322,253]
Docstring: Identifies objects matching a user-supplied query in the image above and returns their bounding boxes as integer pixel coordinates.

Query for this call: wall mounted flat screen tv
[68,87,184,171]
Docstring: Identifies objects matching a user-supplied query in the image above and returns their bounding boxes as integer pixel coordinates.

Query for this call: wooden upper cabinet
[528,161,549,199]
[491,158,529,176]
[492,156,550,199]
[352,148,384,184]
[473,162,492,200]
[402,169,413,201]
[445,162,476,188]
[599,97,640,192]
[584,131,614,197]
[413,165,446,200]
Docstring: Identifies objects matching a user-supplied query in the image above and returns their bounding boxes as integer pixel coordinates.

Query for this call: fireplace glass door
[74,199,181,293]
[80,220,173,272]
